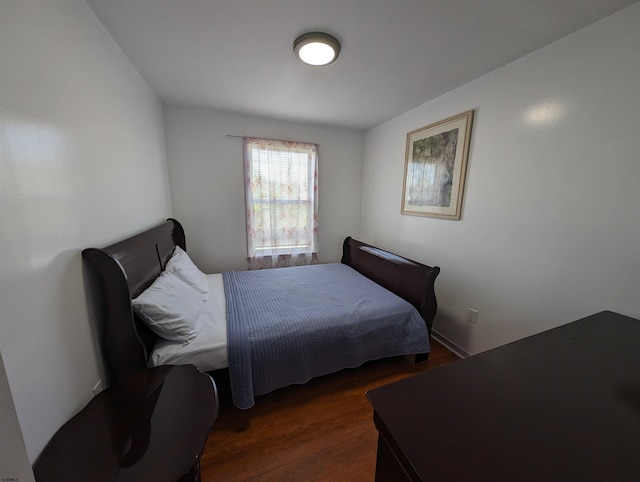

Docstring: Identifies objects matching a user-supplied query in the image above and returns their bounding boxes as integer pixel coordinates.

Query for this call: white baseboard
[431,330,471,359]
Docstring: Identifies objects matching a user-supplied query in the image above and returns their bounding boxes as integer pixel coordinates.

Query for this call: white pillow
[132,271,204,345]
[165,246,209,301]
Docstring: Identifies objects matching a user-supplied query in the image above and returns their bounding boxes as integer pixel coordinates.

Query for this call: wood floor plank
[316,455,377,482]
[200,340,459,481]
[203,404,373,480]
[256,430,378,481]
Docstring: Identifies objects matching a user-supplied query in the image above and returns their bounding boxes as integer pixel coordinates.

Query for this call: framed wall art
[401,110,474,219]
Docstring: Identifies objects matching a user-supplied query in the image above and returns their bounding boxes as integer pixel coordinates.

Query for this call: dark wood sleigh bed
[82,219,440,402]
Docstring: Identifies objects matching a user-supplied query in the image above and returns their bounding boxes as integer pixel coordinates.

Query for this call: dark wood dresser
[367,311,640,481]
[34,364,218,482]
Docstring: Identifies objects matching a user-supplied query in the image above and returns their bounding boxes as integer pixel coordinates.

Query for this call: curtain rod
[226,134,317,146]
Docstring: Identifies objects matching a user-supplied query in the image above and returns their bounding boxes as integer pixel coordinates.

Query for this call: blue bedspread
[223,263,429,409]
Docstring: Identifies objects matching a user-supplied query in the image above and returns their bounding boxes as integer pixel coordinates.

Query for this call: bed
[82,219,440,408]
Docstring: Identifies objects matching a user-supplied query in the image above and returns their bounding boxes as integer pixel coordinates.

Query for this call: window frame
[243,137,319,263]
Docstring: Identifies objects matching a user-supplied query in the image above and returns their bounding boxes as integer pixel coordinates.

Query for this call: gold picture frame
[401,110,474,219]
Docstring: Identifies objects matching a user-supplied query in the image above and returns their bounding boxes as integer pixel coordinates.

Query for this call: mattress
[149,273,228,371]
[224,263,429,408]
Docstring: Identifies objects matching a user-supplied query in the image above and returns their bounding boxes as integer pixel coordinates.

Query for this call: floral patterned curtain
[244,137,319,270]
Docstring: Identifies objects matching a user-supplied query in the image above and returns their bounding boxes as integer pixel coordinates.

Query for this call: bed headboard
[341,237,440,335]
[82,219,185,384]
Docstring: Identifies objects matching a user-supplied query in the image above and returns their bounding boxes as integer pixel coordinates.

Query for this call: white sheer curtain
[244,137,319,270]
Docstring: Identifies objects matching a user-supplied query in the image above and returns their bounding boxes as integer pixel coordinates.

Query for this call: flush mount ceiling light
[293,32,341,66]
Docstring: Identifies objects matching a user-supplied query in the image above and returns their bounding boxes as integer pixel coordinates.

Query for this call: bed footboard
[341,237,440,336]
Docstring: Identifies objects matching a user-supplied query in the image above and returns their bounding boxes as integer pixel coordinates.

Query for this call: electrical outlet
[92,379,104,396]
[467,308,478,324]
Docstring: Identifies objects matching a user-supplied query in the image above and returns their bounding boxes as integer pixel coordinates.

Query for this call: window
[243,137,319,269]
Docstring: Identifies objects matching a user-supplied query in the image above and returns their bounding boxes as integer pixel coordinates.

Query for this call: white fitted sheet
[149,273,228,371]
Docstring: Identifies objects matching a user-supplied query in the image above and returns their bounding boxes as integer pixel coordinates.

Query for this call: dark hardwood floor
[200,340,460,481]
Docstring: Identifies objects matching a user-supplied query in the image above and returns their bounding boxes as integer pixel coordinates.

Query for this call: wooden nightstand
[34,364,218,482]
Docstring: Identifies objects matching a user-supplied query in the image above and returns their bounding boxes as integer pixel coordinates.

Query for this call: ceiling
[86,0,638,130]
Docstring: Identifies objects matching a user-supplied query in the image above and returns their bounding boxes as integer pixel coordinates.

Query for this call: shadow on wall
[431,308,473,358]
[0,351,36,481]
[82,256,114,389]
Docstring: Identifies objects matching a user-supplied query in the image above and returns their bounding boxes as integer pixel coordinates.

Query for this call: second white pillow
[165,246,209,301]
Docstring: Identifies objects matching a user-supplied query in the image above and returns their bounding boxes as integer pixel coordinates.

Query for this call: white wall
[0,0,171,463]
[163,105,365,272]
[361,4,640,355]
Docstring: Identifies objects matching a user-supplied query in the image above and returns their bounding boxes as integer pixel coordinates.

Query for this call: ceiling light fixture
[293,32,341,66]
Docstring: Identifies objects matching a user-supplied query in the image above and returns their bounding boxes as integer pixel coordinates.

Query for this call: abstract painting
[401,110,474,219]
